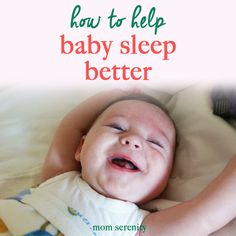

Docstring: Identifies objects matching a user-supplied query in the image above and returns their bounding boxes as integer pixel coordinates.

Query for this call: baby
[39,89,236,235]
[38,90,175,235]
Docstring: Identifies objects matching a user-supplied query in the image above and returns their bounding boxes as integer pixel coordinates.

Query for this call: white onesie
[37,171,149,236]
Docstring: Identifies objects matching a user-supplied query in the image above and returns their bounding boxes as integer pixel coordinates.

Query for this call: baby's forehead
[99,100,174,129]
[102,100,166,117]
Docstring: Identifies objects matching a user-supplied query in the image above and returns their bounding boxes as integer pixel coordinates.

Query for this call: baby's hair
[88,93,175,133]
[104,93,169,116]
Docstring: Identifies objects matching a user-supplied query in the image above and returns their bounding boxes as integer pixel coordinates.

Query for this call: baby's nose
[120,134,143,150]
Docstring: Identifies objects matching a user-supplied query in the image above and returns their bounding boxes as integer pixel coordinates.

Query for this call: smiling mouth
[109,157,140,171]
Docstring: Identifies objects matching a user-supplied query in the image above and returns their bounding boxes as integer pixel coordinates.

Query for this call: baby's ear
[75,136,85,161]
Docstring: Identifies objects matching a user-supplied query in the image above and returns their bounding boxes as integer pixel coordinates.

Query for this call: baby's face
[75,100,176,204]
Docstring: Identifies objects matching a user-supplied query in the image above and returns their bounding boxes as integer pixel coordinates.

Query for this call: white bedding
[1,85,236,234]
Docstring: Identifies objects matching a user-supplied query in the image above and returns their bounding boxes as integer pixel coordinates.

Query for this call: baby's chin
[98,186,152,205]
[104,192,142,204]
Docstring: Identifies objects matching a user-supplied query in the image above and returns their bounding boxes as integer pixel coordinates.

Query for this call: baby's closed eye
[106,123,126,132]
[147,139,164,149]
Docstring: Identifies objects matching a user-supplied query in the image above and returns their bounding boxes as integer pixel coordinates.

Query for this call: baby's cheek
[149,158,168,176]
